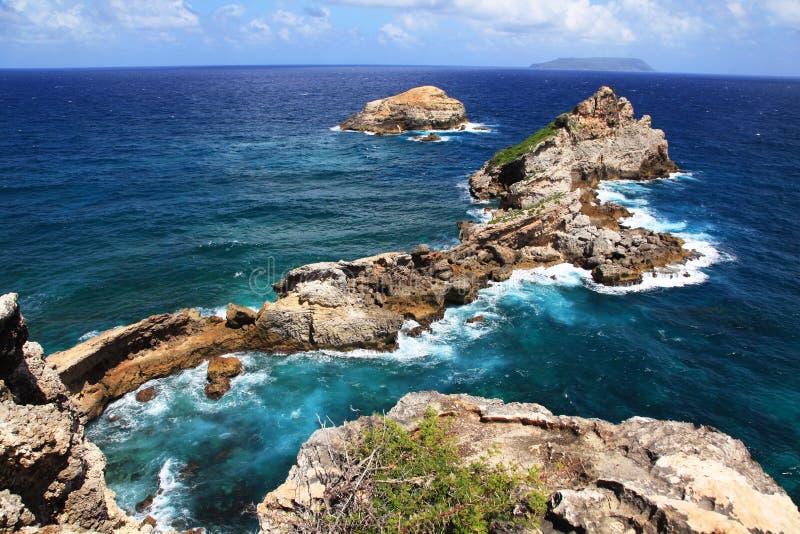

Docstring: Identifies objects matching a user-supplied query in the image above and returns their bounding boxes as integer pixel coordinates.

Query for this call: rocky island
[339,85,468,134]
[4,86,798,532]
[530,57,655,72]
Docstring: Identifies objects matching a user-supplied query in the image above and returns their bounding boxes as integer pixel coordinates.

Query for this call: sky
[1,0,798,75]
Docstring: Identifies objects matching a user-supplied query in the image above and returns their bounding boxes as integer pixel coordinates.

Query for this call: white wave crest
[147,458,191,530]
[78,330,100,342]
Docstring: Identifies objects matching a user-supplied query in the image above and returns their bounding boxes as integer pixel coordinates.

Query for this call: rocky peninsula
[5,87,795,532]
[339,85,468,134]
[259,391,800,533]
[48,86,698,422]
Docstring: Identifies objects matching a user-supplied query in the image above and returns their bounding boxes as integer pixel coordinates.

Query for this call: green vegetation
[314,408,547,533]
[489,192,565,225]
[488,121,560,168]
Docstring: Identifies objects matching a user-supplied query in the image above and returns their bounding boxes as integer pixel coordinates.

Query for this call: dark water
[1,67,798,532]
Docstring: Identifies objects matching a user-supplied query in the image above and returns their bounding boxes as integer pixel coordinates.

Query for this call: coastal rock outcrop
[467,86,689,285]
[204,355,243,400]
[258,391,800,533]
[48,308,253,420]
[47,87,701,421]
[0,293,143,533]
[340,86,468,134]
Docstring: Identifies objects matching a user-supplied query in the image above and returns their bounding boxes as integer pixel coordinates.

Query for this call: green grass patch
[488,121,561,168]
[489,117,560,167]
[489,192,565,225]
[315,408,547,532]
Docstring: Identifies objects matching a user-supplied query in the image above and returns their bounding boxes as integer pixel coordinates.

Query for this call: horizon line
[1,63,798,80]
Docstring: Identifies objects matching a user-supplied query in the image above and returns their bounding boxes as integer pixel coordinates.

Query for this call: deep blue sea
[1,66,798,532]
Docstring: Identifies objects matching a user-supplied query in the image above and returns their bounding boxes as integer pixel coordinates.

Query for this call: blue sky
[1,0,798,75]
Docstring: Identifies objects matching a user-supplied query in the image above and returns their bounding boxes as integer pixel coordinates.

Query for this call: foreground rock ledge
[258,391,800,533]
[340,85,468,134]
[0,293,145,533]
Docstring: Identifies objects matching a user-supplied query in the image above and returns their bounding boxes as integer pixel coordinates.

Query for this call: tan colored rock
[204,356,243,400]
[340,86,467,134]
[258,392,800,534]
[225,303,256,329]
[47,309,254,420]
[134,386,156,403]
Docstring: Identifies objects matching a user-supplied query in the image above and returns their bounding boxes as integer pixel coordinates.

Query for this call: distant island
[530,57,655,72]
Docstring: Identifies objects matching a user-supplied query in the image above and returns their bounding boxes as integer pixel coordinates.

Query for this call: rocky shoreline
[4,86,793,532]
[47,86,698,422]
[259,391,800,533]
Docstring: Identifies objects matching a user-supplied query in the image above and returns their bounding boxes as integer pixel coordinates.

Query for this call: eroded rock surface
[468,85,691,286]
[258,391,800,533]
[204,355,243,400]
[0,293,144,533]
[47,309,253,420]
[340,86,468,134]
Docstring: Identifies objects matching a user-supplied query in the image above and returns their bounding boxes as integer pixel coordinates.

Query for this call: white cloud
[0,0,199,43]
[239,7,332,43]
[214,4,246,21]
[240,17,273,42]
[727,1,747,20]
[332,0,635,44]
[379,22,418,45]
[273,8,332,39]
[765,0,800,29]
[109,0,198,29]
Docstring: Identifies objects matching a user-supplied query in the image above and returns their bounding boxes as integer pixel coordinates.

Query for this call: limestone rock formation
[47,309,253,420]
[469,85,677,204]
[258,391,800,533]
[225,303,256,329]
[468,86,690,285]
[0,293,144,533]
[204,355,243,400]
[340,86,468,134]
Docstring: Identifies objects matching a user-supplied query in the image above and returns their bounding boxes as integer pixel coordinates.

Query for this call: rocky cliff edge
[258,391,800,533]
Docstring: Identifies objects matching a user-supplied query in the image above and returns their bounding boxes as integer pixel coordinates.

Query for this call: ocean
[1,66,798,532]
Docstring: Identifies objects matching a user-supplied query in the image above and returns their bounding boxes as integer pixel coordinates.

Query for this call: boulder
[340,86,468,135]
[135,386,157,403]
[414,133,442,142]
[225,303,256,329]
[592,263,642,285]
[204,356,243,400]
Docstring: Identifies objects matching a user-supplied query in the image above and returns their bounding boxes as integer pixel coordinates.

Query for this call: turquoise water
[1,67,798,531]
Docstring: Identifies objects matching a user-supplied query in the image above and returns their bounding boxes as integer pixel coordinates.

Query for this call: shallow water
[2,67,798,531]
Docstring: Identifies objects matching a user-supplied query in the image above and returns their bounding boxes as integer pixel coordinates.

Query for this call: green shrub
[316,408,546,533]
[488,122,560,168]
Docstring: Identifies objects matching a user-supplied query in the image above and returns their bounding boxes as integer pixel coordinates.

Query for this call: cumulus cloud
[239,7,332,44]
[331,0,635,44]
[240,17,272,42]
[0,0,199,43]
[328,0,728,45]
[109,0,198,29]
[214,4,246,22]
[379,22,418,45]
[764,0,800,29]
